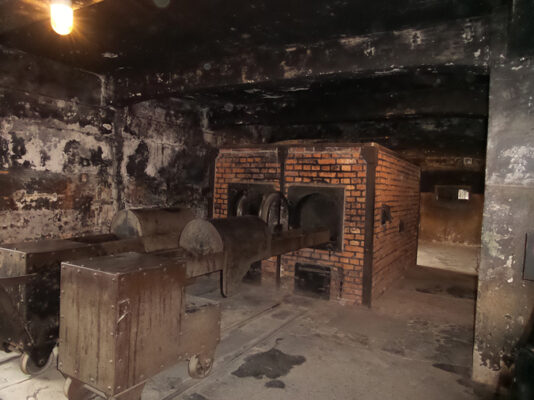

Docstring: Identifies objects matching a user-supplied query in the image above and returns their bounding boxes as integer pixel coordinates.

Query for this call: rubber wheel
[188,354,213,379]
[20,351,55,375]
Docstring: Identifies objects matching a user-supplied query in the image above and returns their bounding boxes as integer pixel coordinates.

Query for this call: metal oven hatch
[294,263,331,300]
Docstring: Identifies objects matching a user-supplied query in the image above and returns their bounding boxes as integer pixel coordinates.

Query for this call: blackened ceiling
[187,66,489,158]
[0,0,498,74]
[187,66,489,127]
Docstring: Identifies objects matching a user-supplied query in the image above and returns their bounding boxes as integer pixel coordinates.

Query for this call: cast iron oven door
[227,183,276,217]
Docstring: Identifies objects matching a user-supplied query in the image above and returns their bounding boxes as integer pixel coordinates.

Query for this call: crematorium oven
[213,142,421,306]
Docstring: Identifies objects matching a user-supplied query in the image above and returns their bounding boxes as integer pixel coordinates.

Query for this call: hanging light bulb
[50,0,74,36]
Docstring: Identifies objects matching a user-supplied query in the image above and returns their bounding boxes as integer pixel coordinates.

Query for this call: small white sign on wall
[458,189,470,200]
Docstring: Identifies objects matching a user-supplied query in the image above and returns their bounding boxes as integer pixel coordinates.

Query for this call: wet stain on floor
[265,379,286,388]
[232,348,306,380]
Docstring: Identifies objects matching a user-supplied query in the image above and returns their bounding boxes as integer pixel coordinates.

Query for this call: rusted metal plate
[179,220,224,256]
[180,216,271,296]
[149,248,224,281]
[0,239,87,254]
[141,232,181,253]
[184,253,225,280]
[180,216,331,296]
[0,240,83,277]
[0,283,29,349]
[59,259,119,394]
[110,208,195,239]
[0,250,28,318]
[114,257,185,393]
[271,229,331,257]
[0,235,143,277]
[181,295,221,359]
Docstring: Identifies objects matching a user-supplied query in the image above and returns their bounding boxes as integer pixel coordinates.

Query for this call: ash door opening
[294,263,331,300]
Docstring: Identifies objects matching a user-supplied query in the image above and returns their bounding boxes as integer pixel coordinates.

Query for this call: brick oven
[213,142,420,306]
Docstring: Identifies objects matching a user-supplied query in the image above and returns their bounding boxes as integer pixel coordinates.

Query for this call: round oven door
[259,192,289,232]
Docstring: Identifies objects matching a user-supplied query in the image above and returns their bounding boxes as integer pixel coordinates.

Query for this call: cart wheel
[20,351,55,375]
[188,354,213,379]
[64,377,94,400]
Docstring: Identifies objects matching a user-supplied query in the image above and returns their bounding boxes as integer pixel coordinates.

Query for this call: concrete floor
[417,240,480,276]
[0,266,493,400]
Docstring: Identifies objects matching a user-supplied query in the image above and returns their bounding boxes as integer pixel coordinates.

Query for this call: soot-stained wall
[473,54,534,385]
[115,99,261,218]
[116,99,213,217]
[0,45,116,242]
[0,47,259,242]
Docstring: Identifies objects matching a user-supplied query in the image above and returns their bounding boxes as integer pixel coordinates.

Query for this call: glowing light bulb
[50,0,73,36]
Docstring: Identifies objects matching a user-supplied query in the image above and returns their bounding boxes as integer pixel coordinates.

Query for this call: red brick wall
[371,147,420,301]
[213,148,282,280]
[280,146,366,305]
[213,148,281,218]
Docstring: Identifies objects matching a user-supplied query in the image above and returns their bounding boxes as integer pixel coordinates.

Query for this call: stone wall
[372,147,420,301]
[0,47,257,243]
[116,99,215,218]
[0,45,115,242]
[473,53,534,385]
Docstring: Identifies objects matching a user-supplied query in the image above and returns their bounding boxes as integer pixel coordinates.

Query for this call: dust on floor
[0,267,494,400]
